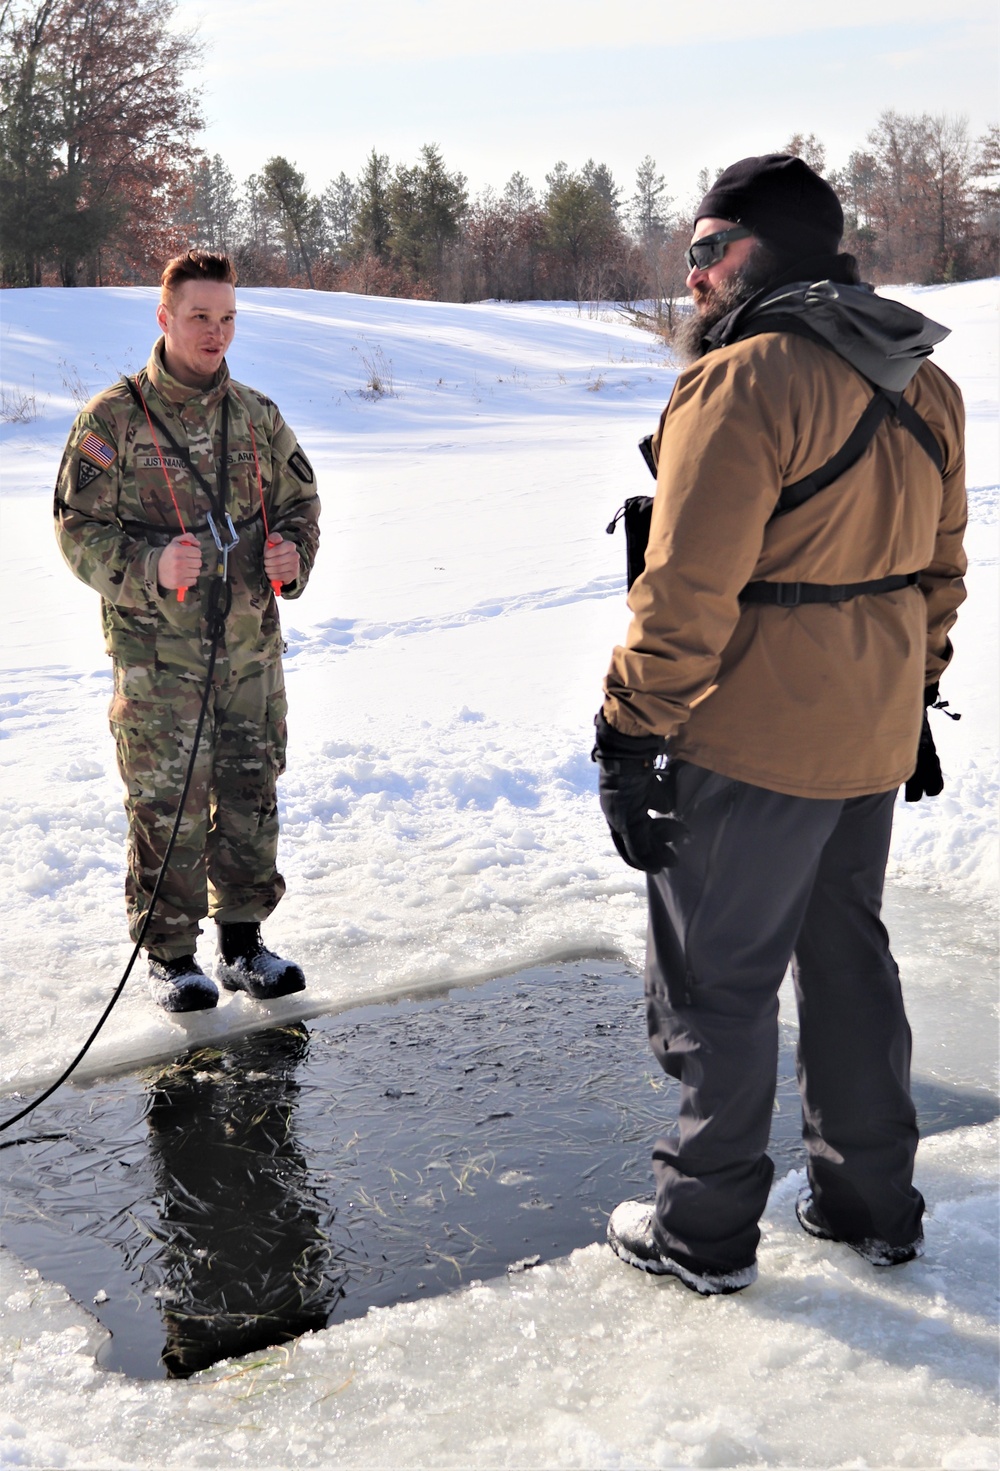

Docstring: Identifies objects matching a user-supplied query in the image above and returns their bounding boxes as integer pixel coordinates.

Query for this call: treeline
[2,0,997,297]
[181,147,694,309]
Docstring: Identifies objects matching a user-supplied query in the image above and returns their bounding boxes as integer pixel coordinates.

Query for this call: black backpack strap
[772,382,943,519]
[611,321,945,596]
[726,316,945,513]
[776,391,895,516]
[895,397,944,474]
[739,571,920,606]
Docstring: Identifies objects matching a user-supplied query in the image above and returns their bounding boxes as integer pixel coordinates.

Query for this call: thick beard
[673,244,780,363]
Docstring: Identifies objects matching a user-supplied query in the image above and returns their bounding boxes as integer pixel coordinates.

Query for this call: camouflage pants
[109,652,288,958]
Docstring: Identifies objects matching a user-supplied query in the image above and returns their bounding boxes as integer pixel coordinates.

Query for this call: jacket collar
[145,338,231,409]
[703,278,949,392]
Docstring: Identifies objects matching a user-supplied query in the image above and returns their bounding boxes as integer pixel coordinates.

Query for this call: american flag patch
[78,431,116,470]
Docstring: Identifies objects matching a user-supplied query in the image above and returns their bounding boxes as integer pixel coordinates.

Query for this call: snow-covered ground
[0,281,997,1468]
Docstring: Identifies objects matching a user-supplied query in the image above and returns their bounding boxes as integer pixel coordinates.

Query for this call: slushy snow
[0,280,996,1469]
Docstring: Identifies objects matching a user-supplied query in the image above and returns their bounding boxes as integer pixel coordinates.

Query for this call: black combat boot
[215,922,306,1000]
[147,955,219,1013]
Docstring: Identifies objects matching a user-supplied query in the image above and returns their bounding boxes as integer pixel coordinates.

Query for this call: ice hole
[1,953,995,1380]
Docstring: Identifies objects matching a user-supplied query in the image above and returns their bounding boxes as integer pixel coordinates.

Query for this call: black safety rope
[0,581,230,1136]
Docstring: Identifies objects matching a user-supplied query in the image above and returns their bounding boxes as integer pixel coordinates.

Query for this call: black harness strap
[895,397,944,474]
[122,376,230,523]
[775,391,896,516]
[728,313,945,511]
[117,510,263,541]
[611,316,948,601]
[219,382,229,511]
[739,571,920,606]
[727,317,941,606]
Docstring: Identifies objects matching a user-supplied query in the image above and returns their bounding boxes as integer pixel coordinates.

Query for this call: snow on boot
[606,1201,757,1295]
[147,955,219,1013]
[215,922,306,1000]
[795,1189,924,1266]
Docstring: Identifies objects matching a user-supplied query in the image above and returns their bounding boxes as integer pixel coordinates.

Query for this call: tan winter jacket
[603,331,966,799]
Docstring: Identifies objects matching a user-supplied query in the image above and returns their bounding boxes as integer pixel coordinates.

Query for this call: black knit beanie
[695,154,844,264]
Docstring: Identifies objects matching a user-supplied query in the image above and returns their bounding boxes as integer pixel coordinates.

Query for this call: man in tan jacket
[593,155,966,1294]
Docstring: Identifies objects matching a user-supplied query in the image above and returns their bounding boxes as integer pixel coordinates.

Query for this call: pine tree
[321,171,357,257]
[630,156,671,241]
[543,162,621,300]
[0,0,62,284]
[261,156,320,287]
[388,143,466,287]
[354,149,392,262]
[188,154,241,253]
[502,171,535,213]
[581,159,621,217]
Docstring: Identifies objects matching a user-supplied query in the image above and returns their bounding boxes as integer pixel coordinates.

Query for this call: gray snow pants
[644,762,924,1276]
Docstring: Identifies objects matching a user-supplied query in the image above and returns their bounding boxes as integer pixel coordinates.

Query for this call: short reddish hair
[161,250,238,306]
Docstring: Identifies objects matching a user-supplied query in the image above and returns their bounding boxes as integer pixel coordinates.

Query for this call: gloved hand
[592,711,687,872]
[904,691,944,802]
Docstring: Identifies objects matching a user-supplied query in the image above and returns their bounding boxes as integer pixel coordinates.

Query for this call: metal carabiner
[206,511,240,581]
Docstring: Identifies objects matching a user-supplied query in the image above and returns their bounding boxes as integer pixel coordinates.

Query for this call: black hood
[703,278,950,393]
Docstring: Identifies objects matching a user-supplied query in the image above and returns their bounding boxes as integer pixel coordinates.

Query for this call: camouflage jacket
[54,340,321,677]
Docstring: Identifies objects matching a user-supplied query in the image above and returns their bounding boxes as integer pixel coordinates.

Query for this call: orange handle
[266,535,283,598]
[175,534,198,603]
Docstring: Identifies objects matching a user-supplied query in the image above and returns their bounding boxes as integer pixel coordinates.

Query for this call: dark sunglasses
[685,225,753,271]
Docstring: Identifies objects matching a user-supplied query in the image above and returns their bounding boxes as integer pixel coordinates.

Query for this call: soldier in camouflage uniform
[54,251,321,1013]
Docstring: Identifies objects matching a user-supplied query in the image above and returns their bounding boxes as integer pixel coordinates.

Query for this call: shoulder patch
[288,448,314,484]
[76,459,106,492]
[78,431,117,470]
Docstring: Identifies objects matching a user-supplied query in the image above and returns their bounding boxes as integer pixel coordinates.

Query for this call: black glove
[592,711,687,872]
[904,703,944,802]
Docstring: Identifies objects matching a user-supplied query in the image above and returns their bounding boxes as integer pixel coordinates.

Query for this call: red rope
[133,382,187,534]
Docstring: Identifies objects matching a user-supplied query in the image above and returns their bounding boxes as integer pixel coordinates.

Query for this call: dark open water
[1,959,995,1380]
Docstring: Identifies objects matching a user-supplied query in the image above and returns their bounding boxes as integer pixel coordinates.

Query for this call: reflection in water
[144,1024,340,1377]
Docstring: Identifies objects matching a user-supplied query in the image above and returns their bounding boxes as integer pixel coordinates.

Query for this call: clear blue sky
[171,0,999,207]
